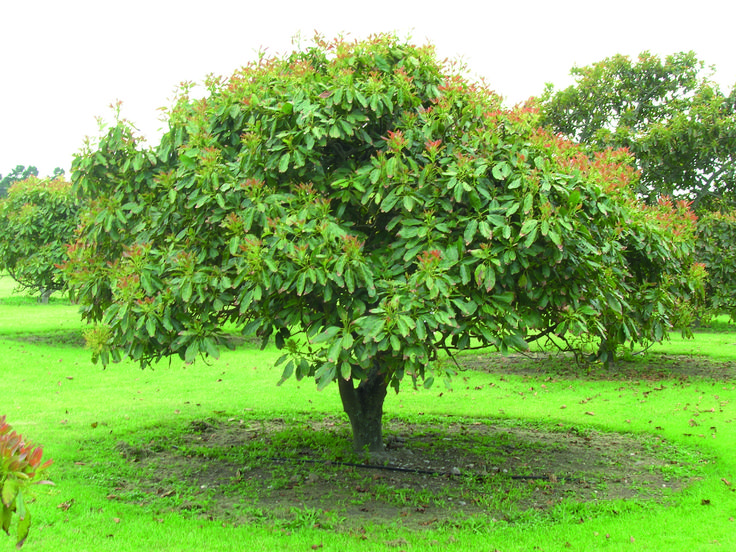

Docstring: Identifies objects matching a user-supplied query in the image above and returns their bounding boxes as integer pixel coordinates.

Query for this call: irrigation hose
[267,456,587,483]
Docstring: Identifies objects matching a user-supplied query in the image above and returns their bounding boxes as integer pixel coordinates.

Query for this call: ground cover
[2,275,736,551]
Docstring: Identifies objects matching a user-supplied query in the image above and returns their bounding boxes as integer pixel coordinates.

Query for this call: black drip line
[268,456,587,483]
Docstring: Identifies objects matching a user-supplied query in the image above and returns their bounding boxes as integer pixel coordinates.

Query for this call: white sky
[1,0,734,177]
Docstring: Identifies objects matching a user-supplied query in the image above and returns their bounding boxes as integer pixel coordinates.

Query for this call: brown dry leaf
[57,499,75,511]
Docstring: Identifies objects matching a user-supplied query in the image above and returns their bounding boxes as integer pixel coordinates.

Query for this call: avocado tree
[696,210,736,321]
[0,176,79,301]
[538,51,736,211]
[62,35,703,452]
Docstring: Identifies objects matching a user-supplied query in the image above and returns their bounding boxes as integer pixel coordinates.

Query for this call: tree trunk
[38,288,52,304]
[338,363,388,454]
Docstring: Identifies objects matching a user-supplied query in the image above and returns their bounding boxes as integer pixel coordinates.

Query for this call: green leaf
[316,364,336,390]
[522,193,534,214]
[2,500,12,535]
[492,162,510,180]
[327,339,342,363]
[184,340,200,363]
[145,317,156,337]
[340,361,352,380]
[15,491,30,548]
[181,281,193,302]
[568,189,581,208]
[278,152,290,173]
[311,326,341,344]
[463,219,478,245]
[278,360,294,385]
[523,225,538,248]
[341,332,354,350]
[203,338,220,359]
[1,478,18,508]
[519,218,538,237]
[548,229,562,246]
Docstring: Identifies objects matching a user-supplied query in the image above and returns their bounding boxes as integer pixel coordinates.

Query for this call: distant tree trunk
[38,288,52,304]
[337,362,388,453]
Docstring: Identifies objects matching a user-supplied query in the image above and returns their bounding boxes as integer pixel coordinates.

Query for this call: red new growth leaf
[0,416,53,547]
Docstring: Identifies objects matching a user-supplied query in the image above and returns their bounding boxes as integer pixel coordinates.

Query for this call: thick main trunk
[338,365,388,453]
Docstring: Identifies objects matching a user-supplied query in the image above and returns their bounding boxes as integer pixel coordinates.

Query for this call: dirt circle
[112,414,702,529]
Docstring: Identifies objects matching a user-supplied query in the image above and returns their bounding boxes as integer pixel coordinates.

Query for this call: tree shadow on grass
[463,352,736,381]
[9,330,85,347]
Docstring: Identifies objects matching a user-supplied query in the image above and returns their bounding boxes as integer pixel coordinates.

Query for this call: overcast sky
[2,0,734,177]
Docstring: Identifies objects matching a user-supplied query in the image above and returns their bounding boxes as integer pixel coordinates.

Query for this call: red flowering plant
[1,415,53,548]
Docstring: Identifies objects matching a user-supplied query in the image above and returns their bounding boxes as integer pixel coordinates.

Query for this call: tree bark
[38,288,52,304]
[337,363,388,453]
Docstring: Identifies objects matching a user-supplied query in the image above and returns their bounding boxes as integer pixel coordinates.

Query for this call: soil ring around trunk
[110,413,705,531]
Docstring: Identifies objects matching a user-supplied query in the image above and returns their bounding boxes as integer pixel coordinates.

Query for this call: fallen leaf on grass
[57,499,75,511]
[585,411,595,416]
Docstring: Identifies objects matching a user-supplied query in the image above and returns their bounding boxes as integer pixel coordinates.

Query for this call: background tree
[0,176,79,302]
[538,52,736,211]
[62,35,703,453]
[696,211,736,321]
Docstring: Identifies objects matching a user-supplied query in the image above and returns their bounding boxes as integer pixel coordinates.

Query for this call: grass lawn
[2,273,736,551]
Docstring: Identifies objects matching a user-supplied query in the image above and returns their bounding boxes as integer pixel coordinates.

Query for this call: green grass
[3,271,736,551]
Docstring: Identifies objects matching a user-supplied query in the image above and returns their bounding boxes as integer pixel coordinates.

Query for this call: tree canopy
[0,176,78,301]
[62,34,704,452]
[538,51,736,211]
